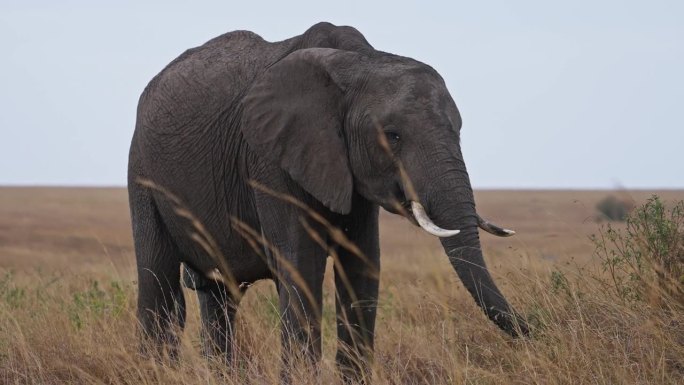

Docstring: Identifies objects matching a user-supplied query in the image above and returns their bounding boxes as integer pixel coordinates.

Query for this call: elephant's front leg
[254,186,328,379]
[275,243,327,379]
[334,200,380,383]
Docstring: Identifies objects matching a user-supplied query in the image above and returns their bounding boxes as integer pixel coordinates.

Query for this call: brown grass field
[1,187,684,384]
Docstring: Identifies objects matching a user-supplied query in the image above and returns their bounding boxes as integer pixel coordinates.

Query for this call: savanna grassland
[1,187,684,384]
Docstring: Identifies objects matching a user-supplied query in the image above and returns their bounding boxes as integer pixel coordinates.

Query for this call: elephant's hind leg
[130,189,186,360]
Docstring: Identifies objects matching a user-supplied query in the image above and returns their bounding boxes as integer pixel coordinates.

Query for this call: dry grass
[1,187,684,384]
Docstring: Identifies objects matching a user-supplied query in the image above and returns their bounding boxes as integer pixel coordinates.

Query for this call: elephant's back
[132,22,376,154]
[134,22,374,140]
[135,31,295,138]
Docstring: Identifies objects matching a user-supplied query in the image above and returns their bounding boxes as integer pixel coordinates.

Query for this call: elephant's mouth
[400,200,419,226]
[381,185,515,238]
[387,189,457,236]
[380,199,415,221]
[387,199,461,238]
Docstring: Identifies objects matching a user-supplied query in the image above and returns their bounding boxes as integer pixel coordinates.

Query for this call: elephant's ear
[241,48,355,214]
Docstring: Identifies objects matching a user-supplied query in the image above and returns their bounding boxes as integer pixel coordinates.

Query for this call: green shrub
[592,195,684,307]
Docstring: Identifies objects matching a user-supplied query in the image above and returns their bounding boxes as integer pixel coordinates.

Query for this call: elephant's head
[241,48,528,337]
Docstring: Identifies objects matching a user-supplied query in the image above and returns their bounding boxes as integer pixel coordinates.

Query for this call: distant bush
[596,195,635,221]
[592,195,684,307]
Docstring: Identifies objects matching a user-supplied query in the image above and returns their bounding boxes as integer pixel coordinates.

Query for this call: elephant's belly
[179,234,273,285]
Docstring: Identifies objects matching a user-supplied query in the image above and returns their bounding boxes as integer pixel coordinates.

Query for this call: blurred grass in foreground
[1,193,683,384]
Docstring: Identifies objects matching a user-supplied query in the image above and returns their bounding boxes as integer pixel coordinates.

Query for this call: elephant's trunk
[440,220,528,337]
[417,179,529,337]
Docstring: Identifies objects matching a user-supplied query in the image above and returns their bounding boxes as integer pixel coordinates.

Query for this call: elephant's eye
[384,131,400,145]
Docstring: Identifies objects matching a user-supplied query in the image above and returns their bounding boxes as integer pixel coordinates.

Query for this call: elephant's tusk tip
[477,214,516,237]
[444,229,460,237]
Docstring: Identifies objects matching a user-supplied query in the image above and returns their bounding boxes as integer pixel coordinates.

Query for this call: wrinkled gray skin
[128,22,528,382]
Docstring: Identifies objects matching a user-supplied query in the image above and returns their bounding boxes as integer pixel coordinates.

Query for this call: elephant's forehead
[370,87,455,126]
[371,69,442,95]
[365,71,450,108]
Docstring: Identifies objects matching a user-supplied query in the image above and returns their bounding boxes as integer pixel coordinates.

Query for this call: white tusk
[477,214,516,237]
[411,201,460,237]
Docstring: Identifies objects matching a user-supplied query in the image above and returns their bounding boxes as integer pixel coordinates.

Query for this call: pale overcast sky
[1,0,682,188]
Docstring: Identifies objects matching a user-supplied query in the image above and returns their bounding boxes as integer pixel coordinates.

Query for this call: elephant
[128,21,528,382]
